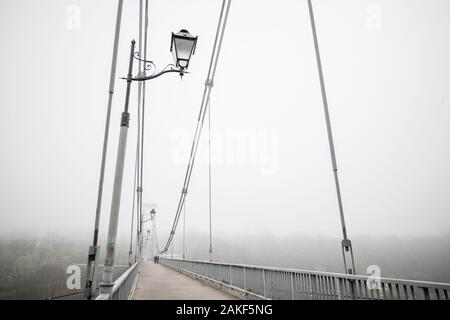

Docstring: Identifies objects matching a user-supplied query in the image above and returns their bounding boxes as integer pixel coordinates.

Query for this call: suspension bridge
[81,0,450,301]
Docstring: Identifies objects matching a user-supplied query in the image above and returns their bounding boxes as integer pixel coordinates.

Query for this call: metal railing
[96,261,140,300]
[160,258,450,300]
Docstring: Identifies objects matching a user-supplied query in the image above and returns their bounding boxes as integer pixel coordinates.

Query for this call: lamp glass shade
[171,29,197,70]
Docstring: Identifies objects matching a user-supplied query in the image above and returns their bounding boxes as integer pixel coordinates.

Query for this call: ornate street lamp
[150,209,156,221]
[171,29,198,71]
[128,30,198,81]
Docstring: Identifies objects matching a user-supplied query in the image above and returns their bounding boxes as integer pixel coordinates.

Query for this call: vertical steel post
[136,0,150,262]
[262,269,266,297]
[243,266,247,291]
[99,40,136,297]
[84,0,124,300]
[307,0,356,275]
[139,0,150,260]
[208,97,213,262]
[183,199,186,260]
[291,273,295,300]
[151,217,155,258]
[128,153,138,266]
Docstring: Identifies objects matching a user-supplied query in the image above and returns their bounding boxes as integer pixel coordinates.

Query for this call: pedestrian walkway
[132,261,235,300]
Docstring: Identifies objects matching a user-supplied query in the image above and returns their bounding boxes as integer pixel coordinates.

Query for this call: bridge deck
[132,261,235,300]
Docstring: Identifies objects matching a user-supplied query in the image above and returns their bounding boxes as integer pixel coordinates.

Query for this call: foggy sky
[0,0,449,249]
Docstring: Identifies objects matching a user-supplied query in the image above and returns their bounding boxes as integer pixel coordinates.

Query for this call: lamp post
[150,209,156,258]
[99,30,197,298]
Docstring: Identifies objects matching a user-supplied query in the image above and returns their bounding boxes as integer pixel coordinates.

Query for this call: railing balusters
[305,274,309,299]
[327,276,333,300]
[368,281,374,300]
[395,284,401,300]
[410,286,416,300]
[373,284,380,300]
[262,269,266,297]
[158,258,450,301]
[243,266,247,291]
[423,287,430,300]
[343,278,348,300]
[403,285,408,300]
[324,276,329,300]
[299,274,308,300]
[290,272,295,300]
[363,280,369,300]
[279,271,284,300]
[388,283,393,300]
[354,279,360,300]
[313,275,319,300]
[319,276,324,299]
[330,276,337,300]
[435,288,440,300]
[297,273,306,300]
[356,279,362,300]
[336,278,343,300]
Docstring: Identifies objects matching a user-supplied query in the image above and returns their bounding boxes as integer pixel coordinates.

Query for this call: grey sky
[0,0,449,246]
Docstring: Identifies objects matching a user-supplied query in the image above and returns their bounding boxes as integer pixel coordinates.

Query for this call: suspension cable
[135,0,144,260]
[162,0,232,253]
[208,96,213,261]
[183,197,186,260]
[139,0,149,257]
[128,138,139,262]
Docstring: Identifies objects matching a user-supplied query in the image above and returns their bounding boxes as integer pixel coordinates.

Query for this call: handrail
[160,258,450,300]
[112,261,140,294]
[160,257,450,288]
[96,261,140,300]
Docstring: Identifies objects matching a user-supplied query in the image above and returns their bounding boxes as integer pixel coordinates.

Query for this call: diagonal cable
[162,0,232,253]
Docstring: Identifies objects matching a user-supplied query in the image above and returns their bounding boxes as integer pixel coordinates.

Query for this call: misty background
[0,0,449,299]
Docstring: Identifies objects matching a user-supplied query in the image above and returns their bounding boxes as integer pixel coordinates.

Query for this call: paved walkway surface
[132,261,235,300]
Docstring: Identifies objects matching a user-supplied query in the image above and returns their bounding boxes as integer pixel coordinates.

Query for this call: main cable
[138,0,150,257]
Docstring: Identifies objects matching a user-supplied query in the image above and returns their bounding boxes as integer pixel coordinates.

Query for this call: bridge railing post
[349,279,357,300]
[262,269,266,298]
[243,266,247,291]
[290,273,295,300]
[423,287,430,300]
[310,274,317,300]
[84,245,100,299]
[335,277,344,300]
